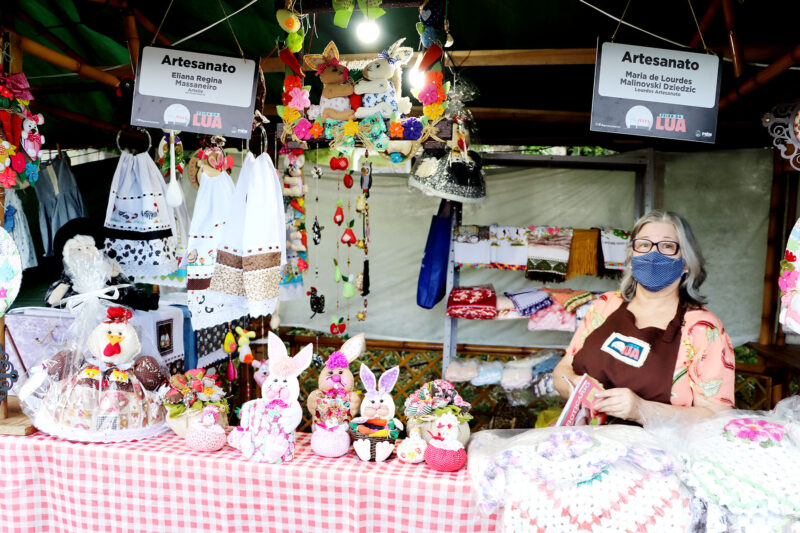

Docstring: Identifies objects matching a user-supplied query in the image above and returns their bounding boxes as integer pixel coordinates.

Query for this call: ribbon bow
[61,284,131,316]
[324,388,347,398]
[25,132,40,143]
[315,58,349,81]
[1,72,34,102]
[378,51,398,65]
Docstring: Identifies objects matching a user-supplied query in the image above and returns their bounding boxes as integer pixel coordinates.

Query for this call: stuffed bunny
[20,111,44,160]
[282,154,308,197]
[354,39,414,120]
[304,42,355,122]
[306,333,365,457]
[227,331,312,463]
[352,364,403,462]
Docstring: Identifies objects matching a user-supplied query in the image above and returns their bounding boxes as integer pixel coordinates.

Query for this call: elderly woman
[554,211,735,424]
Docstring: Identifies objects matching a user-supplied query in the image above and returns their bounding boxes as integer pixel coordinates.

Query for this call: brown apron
[572,301,685,404]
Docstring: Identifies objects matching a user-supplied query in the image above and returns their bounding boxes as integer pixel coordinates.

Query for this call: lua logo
[192,111,222,130]
[655,113,686,133]
[600,333,651,368]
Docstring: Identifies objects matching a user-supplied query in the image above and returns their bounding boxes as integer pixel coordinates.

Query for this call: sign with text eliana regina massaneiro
[590,42,721,143]
[131,46,258,139]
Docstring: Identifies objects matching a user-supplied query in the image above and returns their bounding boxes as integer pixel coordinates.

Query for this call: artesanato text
[161,54,237,73]
[621,51,699,71]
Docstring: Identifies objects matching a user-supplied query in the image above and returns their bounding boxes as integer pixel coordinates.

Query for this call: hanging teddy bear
[20,110,44,160]
[354,38,414,120]
[304,42,356,122]
[282,153,308,197]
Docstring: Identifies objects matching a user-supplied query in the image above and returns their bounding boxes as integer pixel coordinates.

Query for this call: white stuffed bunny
[228,331,312,463]
[353,364,404,462]
[354,38,414,119]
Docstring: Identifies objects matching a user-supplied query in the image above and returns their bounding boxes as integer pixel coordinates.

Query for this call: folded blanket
[495,295,524,320]
[600,228,631,271]
[454,225,491,265]
[526,226,573,282]
[500,356,538,390]
[444,358,480,382]
[470,361,504,386]
[542,288,594,313]
[575,297,597,322]
[527,300,577,332]
[504,289,553,316]
[490,225,528,267]
[447,285,498,320]
[566,228,599,279]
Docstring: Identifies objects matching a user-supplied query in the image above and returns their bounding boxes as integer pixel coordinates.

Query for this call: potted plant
[160,368,229,438]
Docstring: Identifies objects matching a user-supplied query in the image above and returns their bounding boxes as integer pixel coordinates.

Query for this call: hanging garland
[0,68,43,189]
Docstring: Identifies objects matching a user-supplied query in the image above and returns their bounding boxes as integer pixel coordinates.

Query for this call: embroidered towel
[454,225,491,265]
[504,289,553,317]
[526,226,573,281]
[543,288,594,313]
[600,228,631,271]
[489,225,528,267]
[103,151,178,281]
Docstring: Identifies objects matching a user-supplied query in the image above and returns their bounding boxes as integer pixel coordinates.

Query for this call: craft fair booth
[0,1,800,532]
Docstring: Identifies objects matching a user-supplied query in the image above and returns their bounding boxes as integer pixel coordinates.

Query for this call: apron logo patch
[601,333,651,368]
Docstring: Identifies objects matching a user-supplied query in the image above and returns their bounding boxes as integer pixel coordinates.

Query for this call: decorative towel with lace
[468,425,691,531]
[206,153,286,324]
[103,152,178,281]
[600,228,631,274]
[526,226,573,282]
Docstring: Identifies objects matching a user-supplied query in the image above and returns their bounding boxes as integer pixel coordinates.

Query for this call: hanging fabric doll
[103,151,178,281]
[206,151,286,323]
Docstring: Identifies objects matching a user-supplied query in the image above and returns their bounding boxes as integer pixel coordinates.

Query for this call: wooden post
[123,8,140,75]
[759,151,787,344]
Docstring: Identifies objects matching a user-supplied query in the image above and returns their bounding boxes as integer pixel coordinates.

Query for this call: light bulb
[409,68,425,90]
[357,19,380,43]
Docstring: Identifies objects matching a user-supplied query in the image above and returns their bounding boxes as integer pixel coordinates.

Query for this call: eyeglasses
[632,239,680,256]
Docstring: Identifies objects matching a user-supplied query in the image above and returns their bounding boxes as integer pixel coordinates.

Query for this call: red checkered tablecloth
[0,431,497,533]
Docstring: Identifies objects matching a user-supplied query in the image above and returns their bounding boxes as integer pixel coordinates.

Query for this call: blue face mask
[631,251,685,293]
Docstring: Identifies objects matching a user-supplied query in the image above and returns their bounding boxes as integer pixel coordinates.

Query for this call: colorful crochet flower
[402,118,423,140]
[309,121,324,139]
[779,269,799,294]
[723,418,785,447]
[24,162,38,183]
[389,121,404,138]
[0,169,16,188]
[423,103,444,121]
[425,70,444,86]
[343,120,359,137]
[294,118,312,140]
[390,152,404,163]
[537,430,597,461]
[10,151,25,173]
[0,86,13,100]
[418,83,441,106]
[283,75,302,93]
[288,87,311,110]
[281,107,300,123]
[786,250,797,263]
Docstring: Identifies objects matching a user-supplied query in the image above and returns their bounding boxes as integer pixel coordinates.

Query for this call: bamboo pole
[10,31,120,88]
[721,0,744,78]
[16,12,89,64]
[760,152,786,344]
[28,102,119,133]
[123,9,140,74]
[690,0,721,49]
[133,8,173,46]
[719,42,800,109]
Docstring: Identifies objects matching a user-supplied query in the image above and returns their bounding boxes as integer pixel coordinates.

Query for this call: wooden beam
[29,101,118,133]
[16,12,88,64]
[690,0,721,49]
[9,31,120,87]
[719,42,800,109]
[123,9,140,74]
[293,0,421,12]
[760,152,787,344]
[480,152,648,172]
[133,8,173,46]
[721,0,744,77]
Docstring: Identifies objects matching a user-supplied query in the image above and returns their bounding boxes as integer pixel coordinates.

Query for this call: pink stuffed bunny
[228,332,312,463]
[307,333,365,457]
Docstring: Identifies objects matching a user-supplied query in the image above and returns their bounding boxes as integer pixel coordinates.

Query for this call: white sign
[138,47,256,106]
[597,42,720,108]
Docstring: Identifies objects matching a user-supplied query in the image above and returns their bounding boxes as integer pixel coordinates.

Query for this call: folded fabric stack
[489,225,528,270]
[494,295,524,320]
[527,300,577,332]
[453,225,491,266]
[446,285,498,320]
[526,226,573,282]
[504,288,553,316]
[443,357,480,382]
[600,228,631,273]
[543,287,595,313]
[470,361,504,386]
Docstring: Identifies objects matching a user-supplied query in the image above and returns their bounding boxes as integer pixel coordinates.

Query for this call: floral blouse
[567,291,735,407]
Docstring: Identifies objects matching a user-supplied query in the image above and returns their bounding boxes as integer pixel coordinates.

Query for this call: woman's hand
[594,388,643,423]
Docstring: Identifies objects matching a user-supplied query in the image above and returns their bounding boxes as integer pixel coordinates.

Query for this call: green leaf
[706,327,720,343]
[420,116,429,127]
[332,0,355,27]
[356,0,385,19]
[699,379,723,398]
[416,22,425,35]
[442,81,450,94]
[190,401,203,410]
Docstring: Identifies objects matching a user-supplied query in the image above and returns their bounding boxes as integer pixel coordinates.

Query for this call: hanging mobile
[223,328,238,382]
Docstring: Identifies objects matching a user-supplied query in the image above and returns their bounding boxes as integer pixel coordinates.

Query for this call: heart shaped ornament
[0,227,22,318]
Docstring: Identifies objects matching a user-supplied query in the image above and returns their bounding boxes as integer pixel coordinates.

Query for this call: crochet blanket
[446,285,497,320]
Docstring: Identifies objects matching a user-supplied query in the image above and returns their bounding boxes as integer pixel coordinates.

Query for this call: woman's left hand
[594,388,643,423]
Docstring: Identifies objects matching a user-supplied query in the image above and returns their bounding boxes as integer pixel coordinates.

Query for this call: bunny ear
[378,366,400,393]
[392,46,414,66]
[235,326,244,335]
[340,333,366,364]
[288,343,313,376]
[324,41,340,60]
[304,53,325,70]
[387,38,406,56]
[360,364,377,392]
[267,331,290,374]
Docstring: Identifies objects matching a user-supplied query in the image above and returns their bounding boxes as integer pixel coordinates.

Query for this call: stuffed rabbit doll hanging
[306,333,365,457]
[350,364,404,462]
[305,42,356,122]
[228,332,312,463]
[354,38,414,120]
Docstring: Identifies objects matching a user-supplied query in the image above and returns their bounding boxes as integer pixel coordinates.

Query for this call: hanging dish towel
[526,226,573,282]
[489,225,528,269]
[566,228,599,279]
[600,228,631,272]
[4,189,37,270]
[36,155,88,257]
[103,151,178,281]
[142,199,190,288]
[186,167,235,331]
[207,152,286,322]
[453,225,491,266]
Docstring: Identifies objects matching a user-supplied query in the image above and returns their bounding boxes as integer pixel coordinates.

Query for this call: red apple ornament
[343,173,354,189]
[334,199,344,226]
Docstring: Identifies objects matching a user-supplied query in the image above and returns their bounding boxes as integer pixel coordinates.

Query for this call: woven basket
[349,428,396,461]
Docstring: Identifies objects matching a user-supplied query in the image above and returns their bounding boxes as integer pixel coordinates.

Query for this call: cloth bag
[417,213,452,309]
[207,152,286,322]
[103,152,178,281]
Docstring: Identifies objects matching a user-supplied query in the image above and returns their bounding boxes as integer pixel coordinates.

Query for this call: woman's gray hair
[620,210,707,306]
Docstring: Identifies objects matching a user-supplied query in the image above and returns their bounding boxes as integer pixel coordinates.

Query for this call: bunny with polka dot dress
[228,332,312,463]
